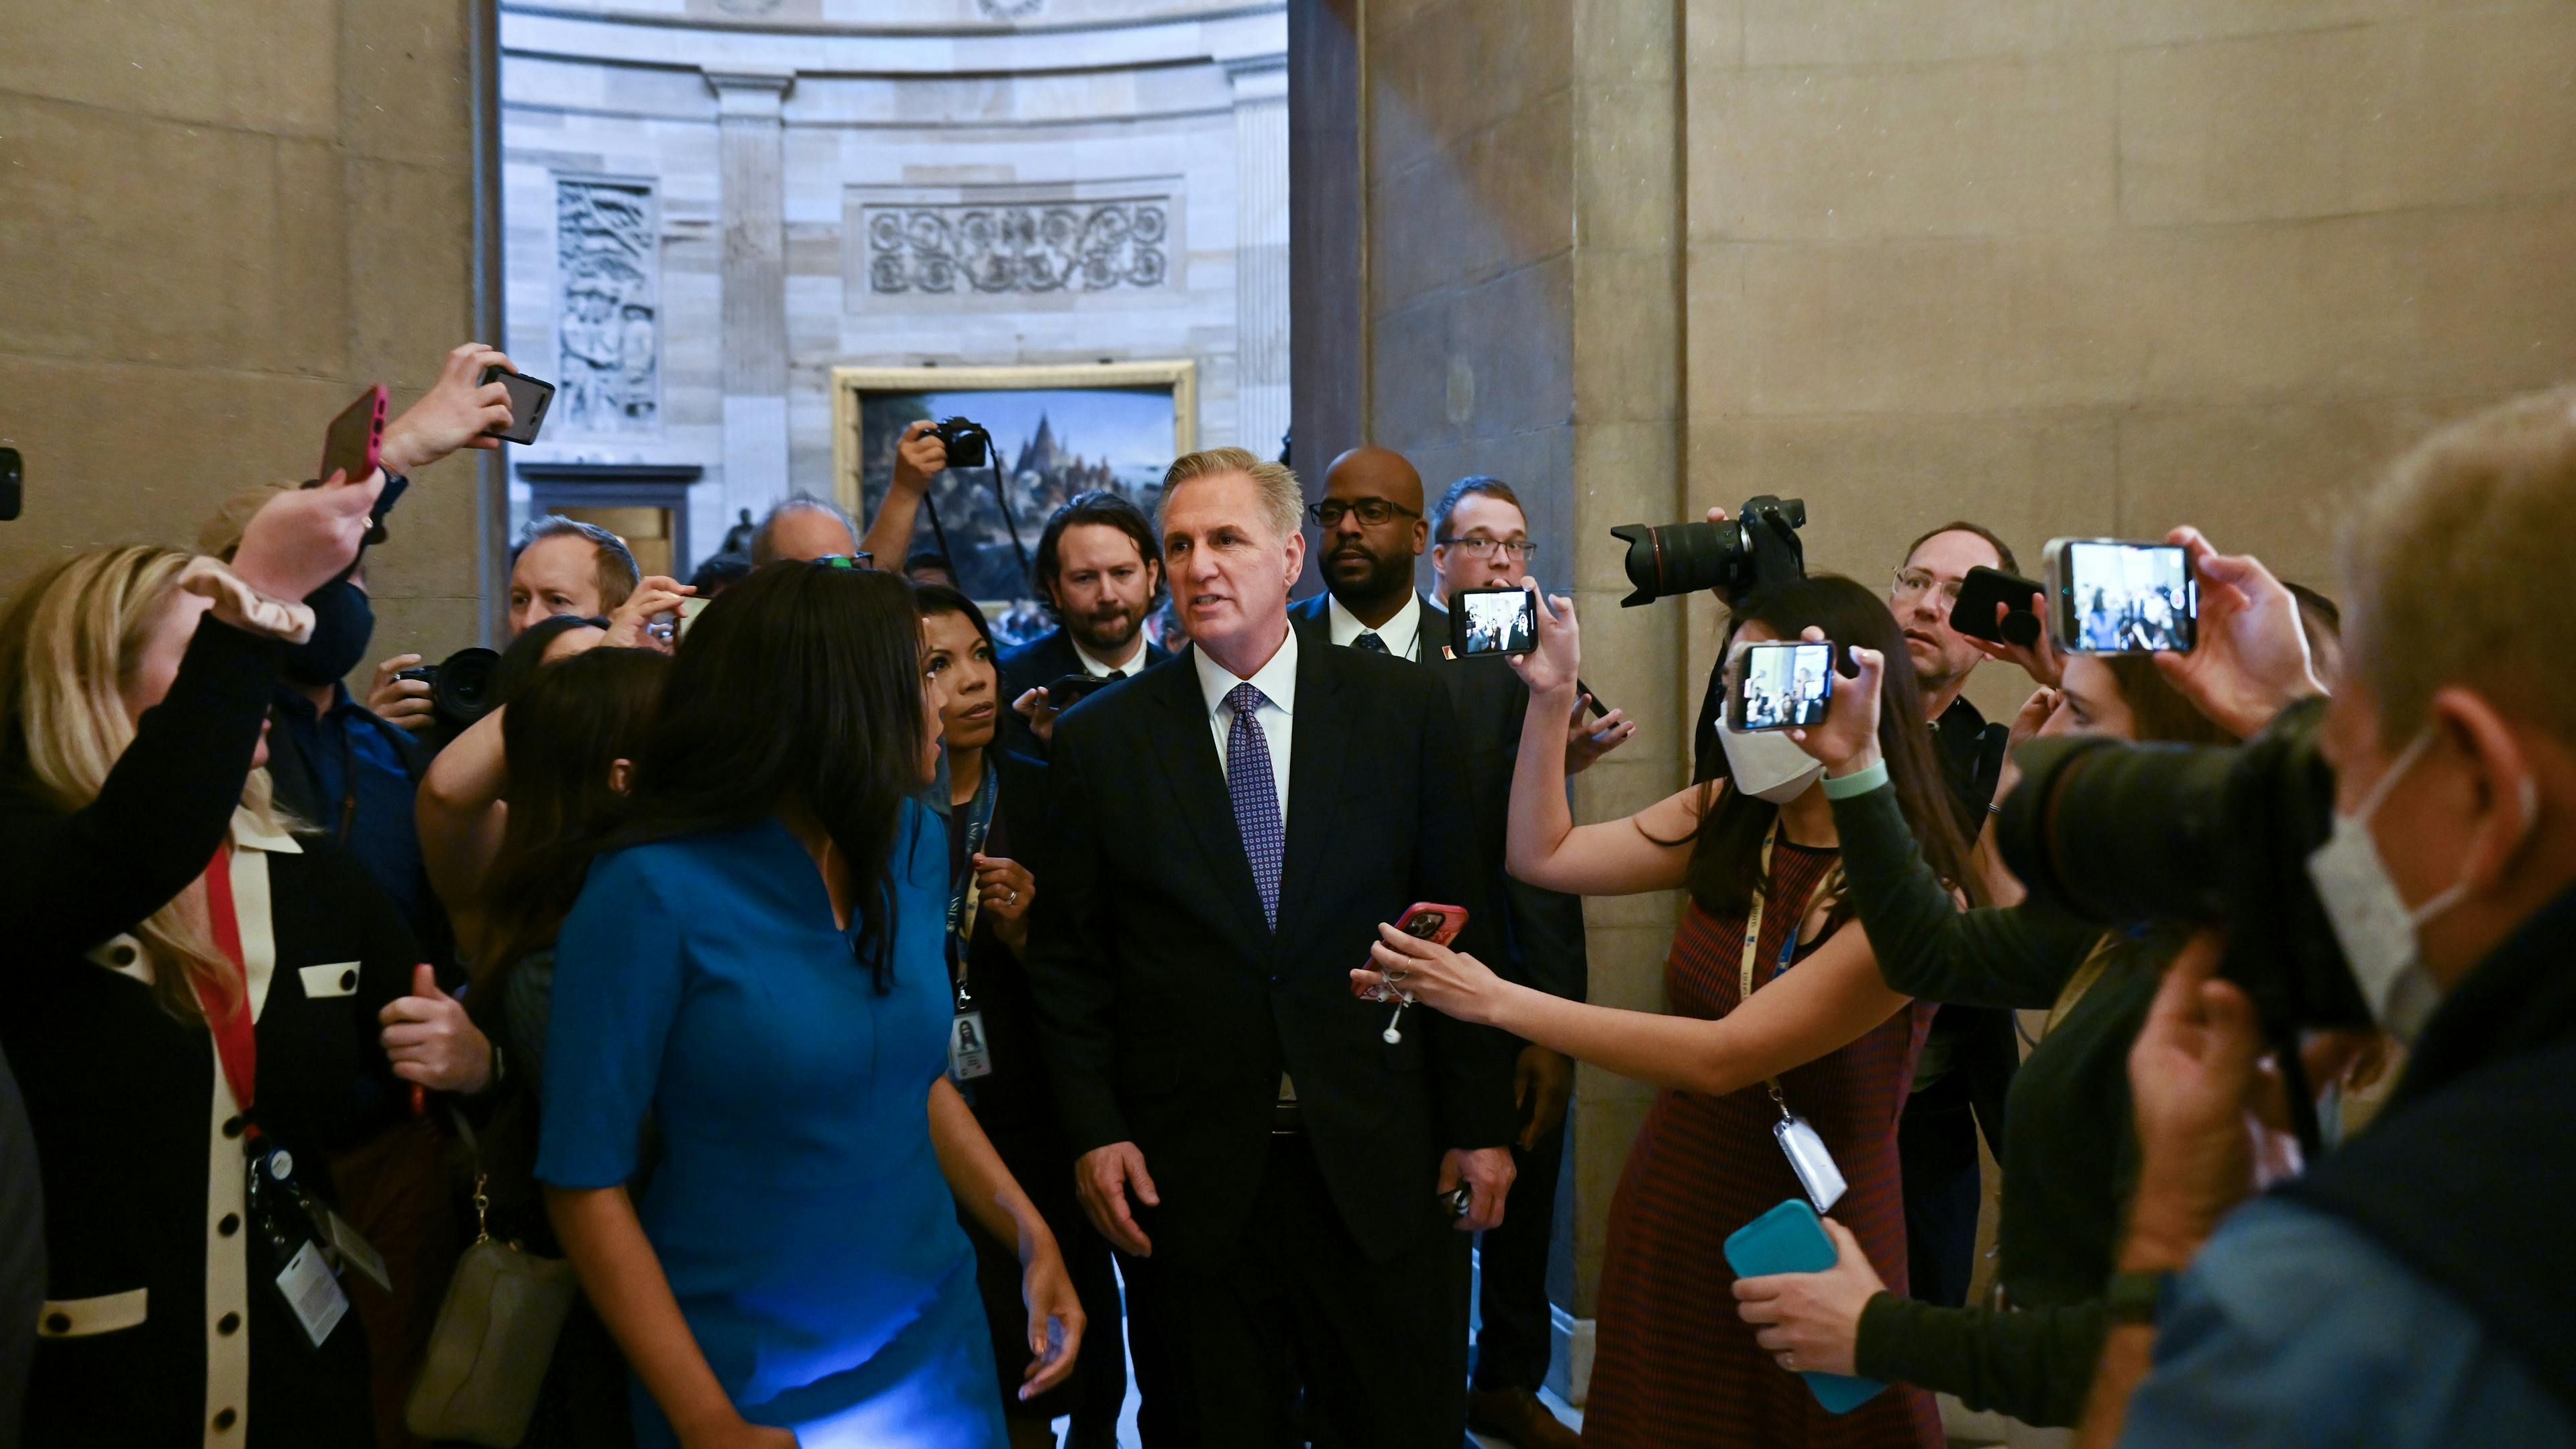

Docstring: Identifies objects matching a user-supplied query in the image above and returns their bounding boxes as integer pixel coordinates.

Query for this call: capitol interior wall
[0,0,491,663]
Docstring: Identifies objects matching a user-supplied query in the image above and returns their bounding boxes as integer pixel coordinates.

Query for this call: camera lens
[431,647,502,729]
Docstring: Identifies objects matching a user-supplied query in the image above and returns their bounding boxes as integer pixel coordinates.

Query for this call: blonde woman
[1,474,494,1448]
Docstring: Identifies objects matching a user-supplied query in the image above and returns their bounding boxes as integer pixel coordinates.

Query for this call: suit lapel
[1275,638,1348,950]
[1143,652,1275,950]
[1416,592,1446,663]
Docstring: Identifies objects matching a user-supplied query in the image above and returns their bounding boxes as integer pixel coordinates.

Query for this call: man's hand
[378,963,494,1095]
[2119,928,2262,1272]
[1513,1045,1573,1152]
[2153,526,2326,738]
[602,575,695,653]
[1732,1216,1884,1378]
[365,653,435,732]
[1962,588,2065,688]
[379,343,515,475]
[1784,627,1885,775]
[1012,687,1061,746]
[891,419,949,496]
[1438,1146,1515,1233]
[1564,694,1634,776]
[1074,1142,1159,1256]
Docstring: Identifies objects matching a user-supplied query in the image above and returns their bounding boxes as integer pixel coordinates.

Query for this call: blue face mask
[282,578,375,688]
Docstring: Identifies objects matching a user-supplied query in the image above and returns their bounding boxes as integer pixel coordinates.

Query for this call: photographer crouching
[2072,392,2576,1444]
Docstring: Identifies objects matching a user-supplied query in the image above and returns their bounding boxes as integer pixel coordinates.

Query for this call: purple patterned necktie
[1224,682,1283,930]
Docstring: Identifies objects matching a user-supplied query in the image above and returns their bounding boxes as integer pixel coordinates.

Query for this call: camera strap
[1740,822,1851,1212]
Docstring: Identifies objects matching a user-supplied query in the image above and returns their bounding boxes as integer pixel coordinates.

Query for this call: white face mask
[2304,727,2537,1043]
[1717,716,1825,805]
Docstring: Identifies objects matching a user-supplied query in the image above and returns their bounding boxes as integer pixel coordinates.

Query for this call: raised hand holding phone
[1507,581,1581,698]
[379,343,517,474]
[232,470,385,603]
[1782,626,1885,775]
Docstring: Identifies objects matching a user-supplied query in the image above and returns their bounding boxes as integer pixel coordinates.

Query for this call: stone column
[1228,56,1292,460]
[706,68,794,507]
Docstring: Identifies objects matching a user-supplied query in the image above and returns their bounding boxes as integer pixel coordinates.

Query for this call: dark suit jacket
[1025,638,1521,1267]
[996,627,1171,758]
[1290,593,1590,1004]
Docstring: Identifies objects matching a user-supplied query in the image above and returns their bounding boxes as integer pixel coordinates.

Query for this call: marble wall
[0,0,490,661]
[499,0,1287,570]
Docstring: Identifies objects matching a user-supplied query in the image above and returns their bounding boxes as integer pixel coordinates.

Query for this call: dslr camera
[1996,696,2362,1032]
[1611,496,1808,606]
[393,647,504,745]
[931,417,994,470]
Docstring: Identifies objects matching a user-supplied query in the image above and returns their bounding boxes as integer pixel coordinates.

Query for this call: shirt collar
[1194,624,1299,720]
[232,806,303,855]
[272,682,356,725]
[1071,631,1148,678]
[1325,590,1421,661]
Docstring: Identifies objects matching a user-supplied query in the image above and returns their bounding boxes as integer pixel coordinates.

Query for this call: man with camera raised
[2072,393,2576,1445]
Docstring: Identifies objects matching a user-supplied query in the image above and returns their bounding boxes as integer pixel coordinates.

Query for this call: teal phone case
[1722,1198,1889,1415]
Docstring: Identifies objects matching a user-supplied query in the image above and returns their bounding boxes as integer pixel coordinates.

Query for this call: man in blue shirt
[2074,392,2576,1446]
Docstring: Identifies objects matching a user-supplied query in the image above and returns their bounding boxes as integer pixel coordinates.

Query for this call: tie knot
[1354,631,1389,654]
[1226,682,1269,715]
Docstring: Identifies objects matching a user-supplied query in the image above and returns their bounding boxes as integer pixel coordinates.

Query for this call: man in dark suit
[1028,447,1521,1448]
[1000,490,1171,755]
[1296,458,1621,1449]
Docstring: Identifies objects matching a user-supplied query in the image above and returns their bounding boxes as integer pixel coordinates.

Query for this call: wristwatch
[2105,1269,2174,1326]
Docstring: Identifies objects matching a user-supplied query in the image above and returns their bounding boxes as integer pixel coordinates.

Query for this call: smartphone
[0,447,20,522]
[1044,673,1116,710]
[669,596,710,643]
[478,365,555,445]
[319,385,387,484]
[1722,1200,1889,1414]
[1576,679,1611,718]
[1450,586,1538,657]
[1354,902,1468,1004]
[1949,566,2046,648]
[1728,639,1834,733]
[2045,539,2196,654]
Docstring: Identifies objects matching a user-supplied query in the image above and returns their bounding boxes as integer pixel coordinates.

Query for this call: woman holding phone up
[1354,574,1972,1449]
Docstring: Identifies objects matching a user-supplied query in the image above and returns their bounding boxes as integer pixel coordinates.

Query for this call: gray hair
[2344,387,2576,742]
[751,494,860,566]
[1155,447,1303,543]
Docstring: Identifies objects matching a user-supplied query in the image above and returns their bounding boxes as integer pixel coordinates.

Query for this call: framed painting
[832,360,1196,641]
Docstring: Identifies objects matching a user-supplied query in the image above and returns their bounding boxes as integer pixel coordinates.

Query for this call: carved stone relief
[862,198,1171,296]
[975,0,1046,19]
[554,178,660,434]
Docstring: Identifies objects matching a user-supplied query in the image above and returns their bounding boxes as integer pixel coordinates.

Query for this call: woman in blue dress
[538,561,1086,1449]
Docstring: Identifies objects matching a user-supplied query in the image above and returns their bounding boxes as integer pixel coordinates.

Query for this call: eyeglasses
[812,553,877,570]
[1437,535,1538,562]
[1309,498,1420,529]
[1890,567,1964,606]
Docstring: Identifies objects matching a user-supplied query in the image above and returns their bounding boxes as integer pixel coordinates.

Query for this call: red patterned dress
[1585,840,1943,1449]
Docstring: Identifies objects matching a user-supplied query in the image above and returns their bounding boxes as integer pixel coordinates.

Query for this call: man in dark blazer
[1296,458,1625,1449]
[1028,447,1521,1449]
[999,490,1171,755]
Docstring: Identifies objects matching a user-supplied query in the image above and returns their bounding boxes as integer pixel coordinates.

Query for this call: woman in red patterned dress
[1360,575,1977,1449]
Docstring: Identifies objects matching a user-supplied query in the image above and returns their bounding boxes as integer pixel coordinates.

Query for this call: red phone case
[1396,901,1467,947]
[319,385,388,484]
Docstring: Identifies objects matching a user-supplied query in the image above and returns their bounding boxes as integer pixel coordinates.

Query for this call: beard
[1070,598,1146,655]
[1326,543,1415,610]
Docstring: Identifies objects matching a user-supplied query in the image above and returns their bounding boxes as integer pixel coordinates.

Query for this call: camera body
[932,417,992,470]
[1611,495,1807,606]
[1995,696,2361,1032]
[393,647,503,741]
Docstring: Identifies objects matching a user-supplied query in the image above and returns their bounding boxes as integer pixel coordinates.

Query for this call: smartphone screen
[319,386,386,484]
[1451,586,1537,657]
[1731,640,1834,732]
[671,596,710,643]
[2051,541,2196,653]
[480,366,556,445]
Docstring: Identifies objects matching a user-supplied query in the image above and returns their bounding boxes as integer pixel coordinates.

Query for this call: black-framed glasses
[1309,498,1419,528]
[1437,535,1538,562]
[812,553,877,570]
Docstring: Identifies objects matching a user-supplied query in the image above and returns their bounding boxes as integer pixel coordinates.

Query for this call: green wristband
[1820,759,1890,799]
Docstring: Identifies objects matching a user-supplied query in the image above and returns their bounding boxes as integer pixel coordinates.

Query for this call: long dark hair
[1684,574,1978,919]
[476,647,670,990]
[613,561,928,990]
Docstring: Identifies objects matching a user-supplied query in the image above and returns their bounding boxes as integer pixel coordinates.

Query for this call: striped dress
[1585,841,1943,1449]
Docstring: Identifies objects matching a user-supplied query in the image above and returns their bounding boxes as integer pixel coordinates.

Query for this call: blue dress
[537,804,1006,1448]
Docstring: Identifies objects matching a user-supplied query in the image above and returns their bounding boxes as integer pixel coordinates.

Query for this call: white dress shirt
[1193,624,1297,831]
[1324,590,1424,663]
[1071,631,1148,678]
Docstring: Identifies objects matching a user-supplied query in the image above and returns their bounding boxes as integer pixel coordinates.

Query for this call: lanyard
[1738,822,1845,1110]
[2042,933,2121,1040]
[191,843,260,1136]
[945,761,1000,1002]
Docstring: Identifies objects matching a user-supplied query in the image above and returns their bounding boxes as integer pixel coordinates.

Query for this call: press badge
[319,1206,392,1295]
[1774,1112,1848,1214]
[276,1241,350,1348]
[949,1010,994,1081]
